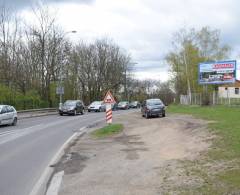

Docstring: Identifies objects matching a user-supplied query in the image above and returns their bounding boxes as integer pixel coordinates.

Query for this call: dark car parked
[59,100,85,116]
[141,98,165,118]
[129,101,141,108]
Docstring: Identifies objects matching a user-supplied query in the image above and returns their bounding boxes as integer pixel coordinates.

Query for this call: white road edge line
[30,111,133,195]
[43,111,135,195]
[29,127,86,195]
[46,171,64,195]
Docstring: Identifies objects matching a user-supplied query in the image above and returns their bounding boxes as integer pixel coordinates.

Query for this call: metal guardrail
[17,108,57,114]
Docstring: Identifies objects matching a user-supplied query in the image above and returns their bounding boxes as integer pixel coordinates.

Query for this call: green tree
[166,26,230,102]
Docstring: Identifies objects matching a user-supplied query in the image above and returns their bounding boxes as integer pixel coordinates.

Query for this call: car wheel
[162,112,166,117]
[59,113,63,116]
[12,117,17,126]
[145,112,149,119]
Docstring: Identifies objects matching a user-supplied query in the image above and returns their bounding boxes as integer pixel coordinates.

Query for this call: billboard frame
[198,60,236,85]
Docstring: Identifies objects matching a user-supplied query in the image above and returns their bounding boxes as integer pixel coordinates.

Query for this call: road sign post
[106,104,112,124]
[103,90,116,124]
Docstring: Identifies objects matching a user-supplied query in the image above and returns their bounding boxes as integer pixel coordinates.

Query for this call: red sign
[213,63,234,69]
[103,90,116,104]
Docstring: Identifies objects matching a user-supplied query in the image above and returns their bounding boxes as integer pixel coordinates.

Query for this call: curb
[30,127,87,195]
[30,110,134,195]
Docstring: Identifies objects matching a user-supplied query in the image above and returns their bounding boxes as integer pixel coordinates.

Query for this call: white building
[218,81,240,98]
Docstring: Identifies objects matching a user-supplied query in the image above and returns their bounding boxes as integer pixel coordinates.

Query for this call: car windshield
[91,101,102,105]
[147,100,162,106]
[119,102,127,105]
[64,101,76,106]
[0,106,3,113]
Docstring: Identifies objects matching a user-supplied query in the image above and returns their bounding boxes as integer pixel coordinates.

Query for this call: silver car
[117,101,129,110]
[88,101,106,112]
[0,105,18,126]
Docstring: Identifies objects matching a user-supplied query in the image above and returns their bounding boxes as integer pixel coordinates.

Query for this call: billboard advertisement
[236,60,240,81]
[199,60,236,85]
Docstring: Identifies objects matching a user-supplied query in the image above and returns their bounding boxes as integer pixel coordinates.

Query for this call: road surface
[0,109,135,195]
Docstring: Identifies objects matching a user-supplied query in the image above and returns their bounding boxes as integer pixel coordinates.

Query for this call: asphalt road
[0,109,135,195]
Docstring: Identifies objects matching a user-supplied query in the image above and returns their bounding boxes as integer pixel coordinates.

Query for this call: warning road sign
[103,90,116,104]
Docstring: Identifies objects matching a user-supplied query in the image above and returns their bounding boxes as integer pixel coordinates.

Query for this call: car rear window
[91,101,102,105]
[64,101,76,106]
[147,100,162,106]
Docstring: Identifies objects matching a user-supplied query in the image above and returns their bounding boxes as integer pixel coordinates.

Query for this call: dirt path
[57,112,213,195]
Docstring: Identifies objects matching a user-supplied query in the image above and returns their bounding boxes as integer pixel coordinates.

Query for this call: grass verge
[92,123,123,138]
[168,105,240,160]
[167,105,240,194]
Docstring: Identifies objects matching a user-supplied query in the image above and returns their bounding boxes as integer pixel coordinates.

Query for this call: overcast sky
[2,0,240,81]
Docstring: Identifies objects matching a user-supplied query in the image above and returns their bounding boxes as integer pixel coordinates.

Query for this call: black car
[141,99,165,118]
[129,101,141,108]
[59,100,85,116]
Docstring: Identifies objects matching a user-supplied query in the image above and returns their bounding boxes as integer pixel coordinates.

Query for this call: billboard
[236,60,240,81]
[198,60,236,85]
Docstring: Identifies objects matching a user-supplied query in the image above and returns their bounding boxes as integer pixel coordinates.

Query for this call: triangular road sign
[103,90,116,104]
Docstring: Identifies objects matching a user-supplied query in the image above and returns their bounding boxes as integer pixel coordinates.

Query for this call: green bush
[0,84,52,110]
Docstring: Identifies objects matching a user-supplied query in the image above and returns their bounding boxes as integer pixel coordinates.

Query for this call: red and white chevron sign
[106,105,112,124]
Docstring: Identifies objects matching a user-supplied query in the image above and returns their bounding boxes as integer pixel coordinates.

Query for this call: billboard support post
[227,88,230,105]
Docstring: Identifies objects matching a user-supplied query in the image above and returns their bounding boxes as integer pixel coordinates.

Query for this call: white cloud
[18,0,240,81]
[133,71,170,81]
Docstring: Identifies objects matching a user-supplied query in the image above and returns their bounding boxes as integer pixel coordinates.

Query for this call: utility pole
[124,68,127,100]
[124,62,137,101]
[58,30,77,108]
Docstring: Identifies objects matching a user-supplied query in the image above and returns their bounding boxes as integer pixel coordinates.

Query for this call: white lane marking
[42,111,135,195]
[0,116,92,145]
[0,125,43,145]
[30,111,134,195]
[46,171,64,195]
[30,127,86,195]
[0,130,20,136]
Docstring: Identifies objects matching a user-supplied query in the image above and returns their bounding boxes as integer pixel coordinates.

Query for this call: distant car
[129,101,141,108]
[88,101,106,112]
[141,99,165,118]
[59,100,84,116]
[117,101,129,110]
[0,105,17,126]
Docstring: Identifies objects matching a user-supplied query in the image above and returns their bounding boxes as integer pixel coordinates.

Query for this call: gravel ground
[55,111,212,195]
